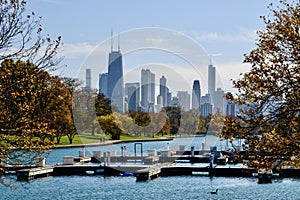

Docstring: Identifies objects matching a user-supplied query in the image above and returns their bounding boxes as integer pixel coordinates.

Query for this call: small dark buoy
[210,189,218,195]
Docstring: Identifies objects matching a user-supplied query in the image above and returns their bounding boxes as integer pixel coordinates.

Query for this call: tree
[72,88,98,135]
[95,93,112,117]
[46,76,73,144]
[225,0,300,169]
[0,0,62,177]
[98,114,122,140]
[163,106,181,136]
[0,60,56,167]
[60,77,81,144]
[0,0,61,70]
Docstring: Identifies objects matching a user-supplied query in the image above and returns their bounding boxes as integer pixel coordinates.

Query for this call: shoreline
[53,137,174,149]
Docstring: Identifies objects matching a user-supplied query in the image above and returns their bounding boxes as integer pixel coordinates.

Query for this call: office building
[99,73,108,96]
[125,82,140,112]
[192,80,201,110]
[107,33,124,113]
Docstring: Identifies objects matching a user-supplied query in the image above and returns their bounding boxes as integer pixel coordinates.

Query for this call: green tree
[225,0,300,169]
[95,93,112,117]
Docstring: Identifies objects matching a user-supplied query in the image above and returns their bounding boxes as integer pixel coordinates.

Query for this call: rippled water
[1,176,299,200]
[2,137,299,199]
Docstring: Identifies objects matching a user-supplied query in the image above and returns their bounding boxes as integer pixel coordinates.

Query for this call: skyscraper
[208,63,216,96]
[151,73,155,105]
[177,91,190,111]
[214,88,225,114]
[226,101,236,117]
[99,73,108,96]
[107,33,124,113]
[201,103,213,117]
[192,80,201,110]
[85,68,91,89]
[141,69,155,112]
[159,76,167,107]
[125,82,140,112]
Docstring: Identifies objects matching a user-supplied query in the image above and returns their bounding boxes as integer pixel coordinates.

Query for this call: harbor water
[1,136,299,199]
[1,176,299,199]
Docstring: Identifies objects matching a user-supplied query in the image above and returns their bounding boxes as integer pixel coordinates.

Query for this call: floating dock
[16,166,54,181]
[135,163,174,181]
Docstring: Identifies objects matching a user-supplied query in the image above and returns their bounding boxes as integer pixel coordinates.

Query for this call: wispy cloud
[60,43,97,59]
[194,29,257,43]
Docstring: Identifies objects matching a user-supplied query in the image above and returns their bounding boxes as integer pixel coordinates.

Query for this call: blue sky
[27,0,276,94]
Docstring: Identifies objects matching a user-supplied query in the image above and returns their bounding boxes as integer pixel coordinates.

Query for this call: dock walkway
[135,163,175,181]
[16,166,54,181]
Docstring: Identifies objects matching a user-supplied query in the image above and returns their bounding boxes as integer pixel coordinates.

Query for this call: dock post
[123,146,126,157]
[209,154,214,168]
[134,143,143,163]
[191,146,195,157]
[79,148,85,158]
[107,151,111,166]
[103,152,107,166]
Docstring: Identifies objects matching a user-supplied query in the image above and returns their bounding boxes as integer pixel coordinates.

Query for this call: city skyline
[94,47,229,113]
[27,0,277,94]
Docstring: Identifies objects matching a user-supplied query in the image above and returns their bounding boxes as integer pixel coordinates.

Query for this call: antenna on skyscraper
[118,32,120,52]
[209,53,222,65]
[111,29,113,52]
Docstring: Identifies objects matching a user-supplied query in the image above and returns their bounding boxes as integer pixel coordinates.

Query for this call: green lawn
[57,133,172,145]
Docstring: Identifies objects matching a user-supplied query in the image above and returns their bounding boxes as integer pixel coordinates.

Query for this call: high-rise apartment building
[159,76,167,107]
[141,69,155,112]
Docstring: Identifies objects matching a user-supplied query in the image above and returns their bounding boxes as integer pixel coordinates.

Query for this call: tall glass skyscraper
[192,80,201,110]
[125,82,140,112]
[107,36,124,113]
[99,72,108,96]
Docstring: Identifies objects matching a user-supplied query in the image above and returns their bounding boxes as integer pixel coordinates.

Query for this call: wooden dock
[16,166,54,181]
[160,165,255,177]
[135,163,175,181]
[14,163,300,182]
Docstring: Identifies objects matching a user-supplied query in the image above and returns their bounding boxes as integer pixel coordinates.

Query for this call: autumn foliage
[224,0,300,169]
